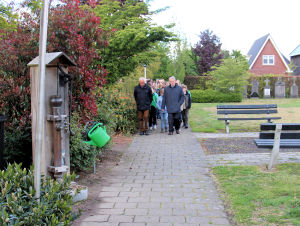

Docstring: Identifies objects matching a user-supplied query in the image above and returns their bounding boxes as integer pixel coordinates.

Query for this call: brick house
[247,34,291,76]
[290,44,300,75]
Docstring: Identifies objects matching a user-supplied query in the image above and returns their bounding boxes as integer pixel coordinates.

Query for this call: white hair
[139,77,146,82]
[169,76,176,81]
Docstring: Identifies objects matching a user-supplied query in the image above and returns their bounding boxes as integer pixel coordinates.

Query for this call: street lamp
[144,64,147,80]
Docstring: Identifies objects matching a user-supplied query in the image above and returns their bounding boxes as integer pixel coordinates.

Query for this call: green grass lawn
[213,164,300,225]
[189,98,300,133]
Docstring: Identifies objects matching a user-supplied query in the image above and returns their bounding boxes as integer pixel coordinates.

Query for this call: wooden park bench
[217,104,281,133]
[254,123,300,169]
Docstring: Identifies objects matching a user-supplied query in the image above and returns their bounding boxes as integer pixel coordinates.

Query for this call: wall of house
[249,40,289,76]
[291,56,300,75]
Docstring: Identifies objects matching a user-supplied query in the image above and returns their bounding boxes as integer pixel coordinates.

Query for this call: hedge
[190,89,242,103]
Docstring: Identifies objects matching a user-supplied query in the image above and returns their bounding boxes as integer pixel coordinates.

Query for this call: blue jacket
[157,96,167,112]
[161,84,185,113]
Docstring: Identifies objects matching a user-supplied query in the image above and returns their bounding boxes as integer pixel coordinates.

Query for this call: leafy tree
[192,29,223,75]
[0,0,109,130]
[209,50,250,93]
[0,2,18,35]
[151,43,175,80]
[93,0,176,83]
[173,41,198,79]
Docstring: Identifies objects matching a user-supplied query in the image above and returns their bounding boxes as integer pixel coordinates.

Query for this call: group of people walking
[134,76,192,135]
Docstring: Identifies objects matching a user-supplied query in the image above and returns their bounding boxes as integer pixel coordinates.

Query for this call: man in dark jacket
[134,77,153,135]
[161,76,185,135]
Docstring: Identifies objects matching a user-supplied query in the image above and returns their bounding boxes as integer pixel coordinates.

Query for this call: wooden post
[225,114,230,133]
[268,123,282,170]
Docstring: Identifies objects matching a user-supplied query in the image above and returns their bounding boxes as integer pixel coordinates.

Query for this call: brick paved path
[75,128,230,226]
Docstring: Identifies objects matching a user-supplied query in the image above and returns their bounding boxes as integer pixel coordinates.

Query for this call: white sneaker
[154,125,157,130]
[150,126,153,131]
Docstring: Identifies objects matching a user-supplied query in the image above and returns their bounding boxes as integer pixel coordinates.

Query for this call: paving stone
[148,208,173,216]
[119,191,140,197]
[134,216,159,223]
[100,197,128,203]
[98,192,120,197]
[94,202,115,209]
[108,215,134,223]
[81,215,109,222]
[96,208,124,215]
[159,215,186,223]
[114,202,137,209]
[124,208,148,216]
[186,216,212,224]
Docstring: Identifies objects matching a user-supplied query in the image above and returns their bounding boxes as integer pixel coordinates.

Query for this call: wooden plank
[217,109,278,115]
[259,132,300,139]
[218,117,281,121]
[217,104,277,109]
[254,139,300,148]
[260,123,300,131]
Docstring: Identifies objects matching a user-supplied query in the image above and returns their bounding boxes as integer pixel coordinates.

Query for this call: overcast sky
[149,0,300,58]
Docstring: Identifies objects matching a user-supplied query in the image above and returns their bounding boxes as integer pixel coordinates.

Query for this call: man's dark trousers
[168,112,181,132]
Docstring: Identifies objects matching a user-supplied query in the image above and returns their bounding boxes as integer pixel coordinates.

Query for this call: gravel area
[200,137,300,155]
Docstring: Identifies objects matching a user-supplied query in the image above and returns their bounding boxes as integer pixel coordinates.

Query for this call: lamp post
[35,0,49,200]
[144,64,147,80]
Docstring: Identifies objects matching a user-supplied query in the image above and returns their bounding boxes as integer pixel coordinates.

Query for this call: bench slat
[217,104,277,109]
[254,139,300,148]
[259,132,300,139]
[217,109,278,115]
[218,117,281,121]
[260,123,300,131]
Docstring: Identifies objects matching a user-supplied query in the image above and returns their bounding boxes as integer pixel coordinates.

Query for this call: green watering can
[85,122,110,148]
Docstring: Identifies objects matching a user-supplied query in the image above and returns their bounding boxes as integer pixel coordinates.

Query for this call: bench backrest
[260,123,300,131]
[217,104,278,115]
[259,123,300,140]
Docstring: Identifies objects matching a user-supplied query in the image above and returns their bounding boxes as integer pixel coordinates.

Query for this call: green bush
[4,126,32,168]
[70,114,102,172]
[0,163,76,225]
[96,85,137,134]
[190,89,242,103]
[209,56,250,94]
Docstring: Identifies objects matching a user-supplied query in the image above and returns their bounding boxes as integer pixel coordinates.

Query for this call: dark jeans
[149,106,157,127]
[138,110,149,132]
[168,112,181,132]
[181,109,189,126]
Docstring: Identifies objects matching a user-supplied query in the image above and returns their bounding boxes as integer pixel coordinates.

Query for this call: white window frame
[262,55,275,65]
